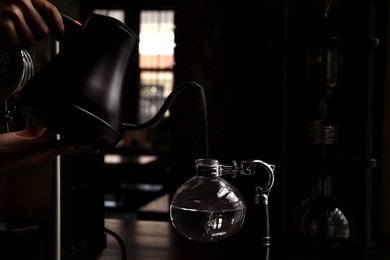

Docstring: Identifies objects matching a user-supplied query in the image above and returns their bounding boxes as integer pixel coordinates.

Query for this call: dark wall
[169,0,282,185]
[172,0,281,158]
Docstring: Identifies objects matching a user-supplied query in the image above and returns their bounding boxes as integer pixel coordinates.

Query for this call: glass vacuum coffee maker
[290,15,356,251]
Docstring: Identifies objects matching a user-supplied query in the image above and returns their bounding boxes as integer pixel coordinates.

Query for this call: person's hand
[0,0,64,50]
[0,123,100,172]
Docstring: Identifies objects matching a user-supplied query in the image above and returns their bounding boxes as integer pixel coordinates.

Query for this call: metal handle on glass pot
[241,160,275,260]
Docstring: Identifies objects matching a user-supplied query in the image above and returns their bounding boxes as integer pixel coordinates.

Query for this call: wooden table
[100,217,256,260]
[100,194,390,260]
[101,218,176,260]
[100,216,390,260]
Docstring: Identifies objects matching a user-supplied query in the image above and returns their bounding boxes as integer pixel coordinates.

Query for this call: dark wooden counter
[100,194,390,260]
[101,217,247,260]
[100,217,390,260]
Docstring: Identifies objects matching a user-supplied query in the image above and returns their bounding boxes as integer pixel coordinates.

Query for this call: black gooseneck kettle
[16,13,200,149]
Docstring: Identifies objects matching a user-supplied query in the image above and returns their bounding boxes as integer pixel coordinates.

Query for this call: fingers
[0,122,101,154]
[24,122,46,138]
[0,123,46,146]
[0,0,64,50]
[32,0,64,40]
[54,142,101,155]
[32,142,100,158]
[0,139,100,172]
[9,122,46,140]
[0,15,19,50]
[0,2,35,50]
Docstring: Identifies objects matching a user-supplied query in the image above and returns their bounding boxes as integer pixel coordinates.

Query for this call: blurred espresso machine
[0,32,106,260]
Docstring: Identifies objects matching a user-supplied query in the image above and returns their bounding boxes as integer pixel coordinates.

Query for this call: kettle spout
[122,82,206,130]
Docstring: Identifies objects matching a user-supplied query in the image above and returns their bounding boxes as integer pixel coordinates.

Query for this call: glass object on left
[0,50,34,100]
[0,50,34,132]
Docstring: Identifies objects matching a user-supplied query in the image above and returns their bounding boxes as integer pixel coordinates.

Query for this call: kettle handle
[122,82,206,130]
